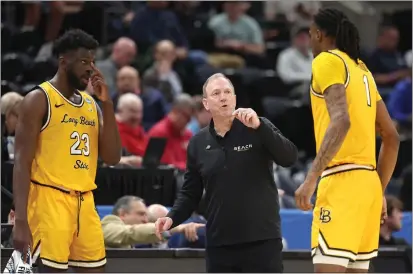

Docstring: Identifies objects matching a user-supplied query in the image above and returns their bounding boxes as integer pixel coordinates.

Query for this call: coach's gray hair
[202,73,234,97]
[112,195,144,215]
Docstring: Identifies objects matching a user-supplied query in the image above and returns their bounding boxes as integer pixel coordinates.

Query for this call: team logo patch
[319,207,332,223]
[85,97,92,104]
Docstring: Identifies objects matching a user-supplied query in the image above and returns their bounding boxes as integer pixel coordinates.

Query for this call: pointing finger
[91,62,102,77]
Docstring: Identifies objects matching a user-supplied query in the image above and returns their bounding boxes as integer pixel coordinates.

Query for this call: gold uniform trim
[310,50,350,98]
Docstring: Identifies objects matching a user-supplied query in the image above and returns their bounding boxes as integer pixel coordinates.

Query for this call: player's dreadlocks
[314,8,361,64]
[53,29,99,57]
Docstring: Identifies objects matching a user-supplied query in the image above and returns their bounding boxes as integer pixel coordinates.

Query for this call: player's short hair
[112,195,144,215]
[385,195,403,217]
[314,8,361,63]
[202,73,234,97]
[53,29,99,57]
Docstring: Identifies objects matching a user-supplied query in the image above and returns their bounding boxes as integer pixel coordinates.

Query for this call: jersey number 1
[362,75,372,107]
[70,131,90,156]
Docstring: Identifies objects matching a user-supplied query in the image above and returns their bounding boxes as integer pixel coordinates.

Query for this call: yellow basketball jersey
[310,49,381,168]
[31,81,99,192]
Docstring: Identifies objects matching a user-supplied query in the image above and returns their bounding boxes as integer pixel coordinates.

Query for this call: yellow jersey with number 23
[31,81,99,192]
[310,49,382,169]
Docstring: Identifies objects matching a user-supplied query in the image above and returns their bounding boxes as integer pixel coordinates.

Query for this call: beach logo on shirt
[233,144,252,152]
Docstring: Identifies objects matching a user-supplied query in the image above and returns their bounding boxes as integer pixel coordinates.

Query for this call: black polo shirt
[167,117,297,247]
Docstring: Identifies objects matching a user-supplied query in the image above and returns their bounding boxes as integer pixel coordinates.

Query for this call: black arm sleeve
[255,117,298,167]
[167,138,204,228]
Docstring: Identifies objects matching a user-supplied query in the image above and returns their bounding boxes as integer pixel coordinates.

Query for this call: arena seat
[1,81,21,96]
[11,30,42,57]
[23,58,58,83]
[21,83,38,95]
[1,53,32,83]
[1,23,15,55]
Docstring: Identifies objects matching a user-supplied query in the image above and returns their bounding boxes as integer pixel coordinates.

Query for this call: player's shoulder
[313,50,344,66]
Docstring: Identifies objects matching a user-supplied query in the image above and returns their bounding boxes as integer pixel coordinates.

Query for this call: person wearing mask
[155,73,297,272]
[148,94,194,170]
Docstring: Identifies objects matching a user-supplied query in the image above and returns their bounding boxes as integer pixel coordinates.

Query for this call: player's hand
[13,219,33,262]
[381,196,388,225]
[233,108,260,129]
[154,217,173,239]
[179,223,205,242]
[295,179,317,211]
[90,63,110,102]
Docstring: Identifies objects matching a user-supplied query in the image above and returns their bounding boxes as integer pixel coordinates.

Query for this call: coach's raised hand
[233,108,261,129]
[91,63,109,102]
[154,217,173,239]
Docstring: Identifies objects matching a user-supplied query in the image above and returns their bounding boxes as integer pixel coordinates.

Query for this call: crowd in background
[1,1,412,250]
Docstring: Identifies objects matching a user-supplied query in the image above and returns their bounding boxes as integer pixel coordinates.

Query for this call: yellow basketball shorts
[28,182,106,270]
[311,165,382,268]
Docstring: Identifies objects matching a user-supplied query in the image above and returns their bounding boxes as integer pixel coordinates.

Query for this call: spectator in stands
[22,2,84,61]
[265,1,320,28]
[113,66,169,131]
[129,1,189,59]
[96,37,137,97]
[187,95,211,135]
[0,92,23,137]
[116,93,147,167]
[142,40,183,103]
[276,27,312,101]
[405,49,412,66]
[387,76,412,135]
[208,1,265,59]
[379,195,410,247]
[148,94,194,170]
[399,166,412,212]
[1,207,15,248]
[368,25,411,90]
[102,196,204,248]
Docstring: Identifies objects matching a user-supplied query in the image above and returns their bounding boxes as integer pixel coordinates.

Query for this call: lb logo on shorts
[319,207,332,223]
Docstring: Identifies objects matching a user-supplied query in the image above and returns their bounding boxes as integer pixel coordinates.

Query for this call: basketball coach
[155,73,298,273]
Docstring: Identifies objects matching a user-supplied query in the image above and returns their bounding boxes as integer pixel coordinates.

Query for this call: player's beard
[67,68,87,91]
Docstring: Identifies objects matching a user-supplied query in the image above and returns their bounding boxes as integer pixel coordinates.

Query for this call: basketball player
[294,9,400,273]
[12,29,121,272]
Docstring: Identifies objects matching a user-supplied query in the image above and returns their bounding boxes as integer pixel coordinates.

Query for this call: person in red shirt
[116,93,148,167]
[148,94,194,170]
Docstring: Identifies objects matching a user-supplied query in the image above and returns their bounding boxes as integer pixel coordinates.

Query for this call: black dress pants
[206,238,283,273]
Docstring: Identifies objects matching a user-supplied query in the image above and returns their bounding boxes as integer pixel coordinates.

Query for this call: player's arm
[13,89,47,221]
[96,102,122,165]
[375,98,400,193]
[307,53,351,179]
